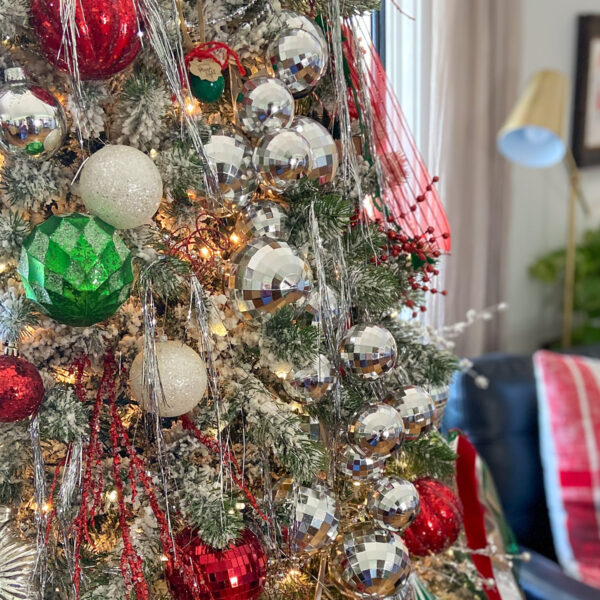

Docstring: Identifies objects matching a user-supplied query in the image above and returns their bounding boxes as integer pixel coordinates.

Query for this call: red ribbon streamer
[341,21,451,252]
[455,433,502,600]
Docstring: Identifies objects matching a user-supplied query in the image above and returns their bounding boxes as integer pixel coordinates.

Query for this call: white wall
[506,0,600,352]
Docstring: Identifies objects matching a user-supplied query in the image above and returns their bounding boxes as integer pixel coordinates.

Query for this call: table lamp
[498,69,588,347]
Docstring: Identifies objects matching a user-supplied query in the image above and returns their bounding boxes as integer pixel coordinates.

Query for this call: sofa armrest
[519,549,599,600]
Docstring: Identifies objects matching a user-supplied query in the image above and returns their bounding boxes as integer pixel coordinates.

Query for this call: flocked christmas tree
[0,1,521,600]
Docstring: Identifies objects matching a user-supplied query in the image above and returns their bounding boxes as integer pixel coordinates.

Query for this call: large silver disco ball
[235,76,295,137]
[347,403,405,457]
[367,476,420,532]
[266,28,328,97]
[204,129,257,211]
[340,324,398,380]
[329,525,412,599]
[225,237,311,320]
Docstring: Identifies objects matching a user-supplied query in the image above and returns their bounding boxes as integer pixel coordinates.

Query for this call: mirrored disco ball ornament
[274,479,340,556]
[166,528,266,600]
[18,213,133,327]
[235,76,295,137]
[291,117,338,184]
[277,11,329,57]
[204,130,257,211]
[429,384,450,428]
[298,413,321,442]
[0,517,37,600]
[235,201,289,241]
[303,285,341,327]
[367,476,420,532]
[253,129,312,192]
[348,403,404,457]
[79,145,163,229]
[337,444,386,482]
[267,28,328,97]
[0,67,66,159]
[225,238,311,320]
[390,386,436,442]
[289,354,336,403]
[329,525,411,599]
[340,324,397,380]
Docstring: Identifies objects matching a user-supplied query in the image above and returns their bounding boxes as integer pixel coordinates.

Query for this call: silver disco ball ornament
[276,11,329,57]
[225,237,311,320]
[347,403,405,457]
[0,67,66,159]
[429,384,450,428]
[303,285,340,326]
[274,479,340,556]
[340,324,398,380]
[367,476,420,532]
[298,413,321,442]
[0,511,37,600]
[204,130,257,211]
[389,386,436,442]
[253,129,312,192]
[235,76,295,137]
[329,525,411,599]
[235,201,289,241]
[289,354,336,403]
[337,444,386,482]
[291,117,338,184]
[266,28,328,97]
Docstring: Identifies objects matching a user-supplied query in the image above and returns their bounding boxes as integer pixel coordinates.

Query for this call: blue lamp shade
[497,70,568,169]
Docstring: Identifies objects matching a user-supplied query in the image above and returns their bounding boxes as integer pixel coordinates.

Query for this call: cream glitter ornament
[79,144,163,229]
[129,341,207,417]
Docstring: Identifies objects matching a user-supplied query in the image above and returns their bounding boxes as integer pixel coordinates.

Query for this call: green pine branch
[263,305,320,368]
[391,432,457,481]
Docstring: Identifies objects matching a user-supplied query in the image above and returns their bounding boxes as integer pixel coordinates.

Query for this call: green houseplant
[530,227,600,345]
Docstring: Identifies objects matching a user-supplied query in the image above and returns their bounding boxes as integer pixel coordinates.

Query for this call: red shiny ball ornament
[0,355,45,422]
[402,477,463,556]
[166,528,267,600]
[30,0,141,80]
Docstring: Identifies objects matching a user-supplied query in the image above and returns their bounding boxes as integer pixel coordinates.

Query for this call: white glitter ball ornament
[79,145,163,229]
[129,341,207,417]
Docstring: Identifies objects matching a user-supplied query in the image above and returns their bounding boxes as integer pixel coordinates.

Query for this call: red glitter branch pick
[180,415,270,523]
[69,353,199,599]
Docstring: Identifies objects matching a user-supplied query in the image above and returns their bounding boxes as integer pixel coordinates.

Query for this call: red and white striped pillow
[534,350,600,588]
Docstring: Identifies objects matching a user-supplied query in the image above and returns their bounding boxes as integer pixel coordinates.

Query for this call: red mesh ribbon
[342,21,451,252]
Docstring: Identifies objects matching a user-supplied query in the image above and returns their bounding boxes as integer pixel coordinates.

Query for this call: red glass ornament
[30,0,141,80]
[0,355,45,422]
[166,528,267,600]
[402,477,463,556]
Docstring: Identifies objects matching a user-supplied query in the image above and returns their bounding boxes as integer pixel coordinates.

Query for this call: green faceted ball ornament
[189,72,225,103]
[17,213,133,327]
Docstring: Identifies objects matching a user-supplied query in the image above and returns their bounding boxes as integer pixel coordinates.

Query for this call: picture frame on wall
[572,15,600,167]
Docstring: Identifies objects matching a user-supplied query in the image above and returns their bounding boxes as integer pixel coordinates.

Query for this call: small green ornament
[18,213,133,327]
[25,141,45,156]
[189,72,225,103]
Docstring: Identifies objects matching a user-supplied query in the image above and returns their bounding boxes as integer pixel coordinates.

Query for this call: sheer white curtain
[386,0,521,356]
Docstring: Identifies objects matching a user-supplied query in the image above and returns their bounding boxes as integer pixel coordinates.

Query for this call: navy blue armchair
[443,350,600,600]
